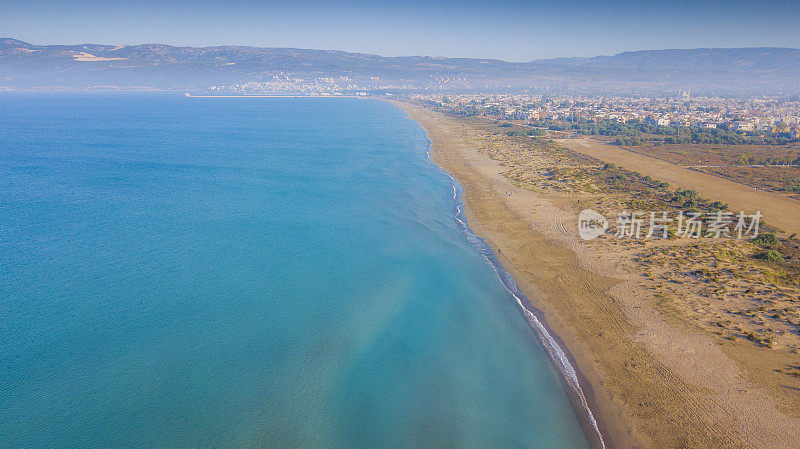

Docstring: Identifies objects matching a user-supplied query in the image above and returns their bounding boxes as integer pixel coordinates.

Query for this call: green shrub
[752,233,780,248]
[709,201,729,211]
[754,250,784,263]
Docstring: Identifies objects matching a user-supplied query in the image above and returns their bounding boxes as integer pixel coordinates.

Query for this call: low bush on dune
[754,250,785,263]
[753,233,780,248]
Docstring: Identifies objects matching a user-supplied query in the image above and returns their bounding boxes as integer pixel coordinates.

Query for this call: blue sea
[0,94,590,448]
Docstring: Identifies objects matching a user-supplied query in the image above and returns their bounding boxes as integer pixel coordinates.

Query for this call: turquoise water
[0,94,590,448]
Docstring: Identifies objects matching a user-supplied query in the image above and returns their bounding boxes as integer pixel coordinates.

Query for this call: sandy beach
[393,101,800,449]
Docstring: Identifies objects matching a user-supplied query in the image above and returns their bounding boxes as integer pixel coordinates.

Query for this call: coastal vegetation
[461,113,800,356]
[532,118,800,146]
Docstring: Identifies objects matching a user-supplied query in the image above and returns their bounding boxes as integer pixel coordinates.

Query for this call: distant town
[205,74,466,95]
[412,94,800,143]
[203,79,800,143]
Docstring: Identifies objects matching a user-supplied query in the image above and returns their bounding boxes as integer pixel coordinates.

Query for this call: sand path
[556,138,800,235]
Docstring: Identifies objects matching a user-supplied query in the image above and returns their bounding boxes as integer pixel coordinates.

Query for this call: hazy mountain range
[2,38,799,95]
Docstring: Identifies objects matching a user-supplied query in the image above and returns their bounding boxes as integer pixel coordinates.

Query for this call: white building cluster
[415,94,800,137]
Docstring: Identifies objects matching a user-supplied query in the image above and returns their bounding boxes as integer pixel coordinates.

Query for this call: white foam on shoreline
[420,135,606,449]
[512,293,606,449]
[451,180,606,449]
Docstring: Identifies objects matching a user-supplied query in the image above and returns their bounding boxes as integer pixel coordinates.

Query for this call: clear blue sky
[2,0,798,61]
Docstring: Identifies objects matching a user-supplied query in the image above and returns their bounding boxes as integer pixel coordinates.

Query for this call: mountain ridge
[2,39,799,94]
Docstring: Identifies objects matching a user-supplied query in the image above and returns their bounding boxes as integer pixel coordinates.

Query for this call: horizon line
[3,37,800,64]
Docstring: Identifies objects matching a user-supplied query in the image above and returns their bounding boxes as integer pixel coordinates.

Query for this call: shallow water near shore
[0,94,590,448]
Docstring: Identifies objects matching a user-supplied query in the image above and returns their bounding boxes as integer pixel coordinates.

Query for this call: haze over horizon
[5,36,800,63]
[3,0,799,61]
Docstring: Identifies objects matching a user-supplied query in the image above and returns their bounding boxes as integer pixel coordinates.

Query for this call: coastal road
[555,138,800,235]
